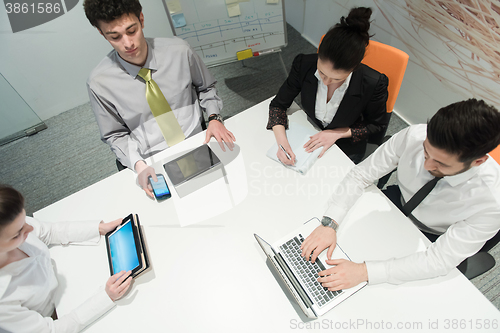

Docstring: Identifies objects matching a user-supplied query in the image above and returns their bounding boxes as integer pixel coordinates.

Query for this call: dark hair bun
[341,7,372,37]
[318,7,373,70]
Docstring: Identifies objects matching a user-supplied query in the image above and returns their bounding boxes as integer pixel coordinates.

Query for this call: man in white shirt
[300,98,500,289]
[84,0,235,197]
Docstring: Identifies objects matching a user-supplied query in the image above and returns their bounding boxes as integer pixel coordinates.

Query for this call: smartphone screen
[149,174,171,199]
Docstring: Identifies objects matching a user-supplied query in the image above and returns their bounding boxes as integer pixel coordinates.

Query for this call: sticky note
[225,0,238,4]
[267,0,279,3]
[167,0,182,14]
[237,49,253,61]
[227,3,241,17]
[172,13,186,28]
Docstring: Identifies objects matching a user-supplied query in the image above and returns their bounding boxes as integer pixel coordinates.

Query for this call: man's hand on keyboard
[300,225,337,263]
[317,259,368,291]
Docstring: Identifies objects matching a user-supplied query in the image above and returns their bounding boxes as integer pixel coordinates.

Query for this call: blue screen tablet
[108,220,140,274]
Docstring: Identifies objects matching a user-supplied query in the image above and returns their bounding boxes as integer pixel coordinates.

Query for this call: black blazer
[270,53,389,157]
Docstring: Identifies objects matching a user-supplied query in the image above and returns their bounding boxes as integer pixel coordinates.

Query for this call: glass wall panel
[0,72,46,145]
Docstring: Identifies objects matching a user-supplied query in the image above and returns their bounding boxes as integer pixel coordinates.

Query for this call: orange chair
[362,41,409,146]
[361,41,409,114]
[489,145,500,165]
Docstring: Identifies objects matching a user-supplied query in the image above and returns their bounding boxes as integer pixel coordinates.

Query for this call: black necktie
[401,176,442,216]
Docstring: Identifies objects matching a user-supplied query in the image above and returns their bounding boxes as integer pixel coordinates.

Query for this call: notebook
[254,218,366,318]
[266,122,321,175]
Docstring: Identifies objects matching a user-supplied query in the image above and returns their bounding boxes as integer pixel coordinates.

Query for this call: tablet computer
[105,214,149,278]
[163,144,221,186]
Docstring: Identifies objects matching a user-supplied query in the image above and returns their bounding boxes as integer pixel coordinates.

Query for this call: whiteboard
[163,0,287,66]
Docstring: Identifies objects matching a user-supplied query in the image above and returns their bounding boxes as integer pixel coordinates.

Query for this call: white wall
[3,0,498,124]
[284,0,305,35]
[0,1,173,121]
[284,0,498,125]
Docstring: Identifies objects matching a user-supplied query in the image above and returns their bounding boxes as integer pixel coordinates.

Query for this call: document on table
[266,122,321,174]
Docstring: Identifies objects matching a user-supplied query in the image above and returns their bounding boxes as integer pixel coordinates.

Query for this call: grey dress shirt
[87,37,222,169]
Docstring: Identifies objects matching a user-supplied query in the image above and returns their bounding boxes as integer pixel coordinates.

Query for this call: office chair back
[362,41,409,145]
[489,145,500,165]
[361,40,409,114]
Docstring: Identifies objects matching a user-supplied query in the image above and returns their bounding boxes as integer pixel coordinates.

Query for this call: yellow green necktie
[137,68,185,146]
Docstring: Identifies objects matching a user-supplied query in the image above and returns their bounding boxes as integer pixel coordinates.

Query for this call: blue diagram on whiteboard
[170,1,287,66]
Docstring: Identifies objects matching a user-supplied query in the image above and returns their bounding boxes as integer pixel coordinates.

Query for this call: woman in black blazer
[267,7,389,164]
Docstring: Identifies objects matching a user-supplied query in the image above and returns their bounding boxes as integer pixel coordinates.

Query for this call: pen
[253,49,279,56]
[279,144,292,160]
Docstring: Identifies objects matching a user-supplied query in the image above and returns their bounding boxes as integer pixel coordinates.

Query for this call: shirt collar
[442,164,480,187]
[314,70,352,92]
[0,238,37,277]
[116,39,157,79]
[0,237,39,298]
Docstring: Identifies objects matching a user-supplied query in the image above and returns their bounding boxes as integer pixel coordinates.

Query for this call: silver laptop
[254,218,366,318]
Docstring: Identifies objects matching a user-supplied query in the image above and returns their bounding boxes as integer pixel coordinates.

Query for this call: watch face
[321,217,331,226]
[209,114,223,123]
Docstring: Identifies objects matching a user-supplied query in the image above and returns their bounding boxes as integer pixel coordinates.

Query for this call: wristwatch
[208,113,224,124]
[321,216,339,232]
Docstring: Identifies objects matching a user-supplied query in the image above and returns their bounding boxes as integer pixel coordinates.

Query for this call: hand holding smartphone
[148,174,171,200]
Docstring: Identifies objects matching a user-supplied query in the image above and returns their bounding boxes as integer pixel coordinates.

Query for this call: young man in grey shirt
[84,0,235,197]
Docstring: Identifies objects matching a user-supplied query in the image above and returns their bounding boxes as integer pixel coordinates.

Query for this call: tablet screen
[163,145,221,186]
[108,220,140,274]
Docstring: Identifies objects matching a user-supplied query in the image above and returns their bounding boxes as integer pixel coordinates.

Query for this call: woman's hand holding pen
[272,125,296,165]
[277,142,296,166]
[304,128,351,158]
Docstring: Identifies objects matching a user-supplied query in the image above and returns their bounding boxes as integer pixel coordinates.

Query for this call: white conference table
[35,97,500,332]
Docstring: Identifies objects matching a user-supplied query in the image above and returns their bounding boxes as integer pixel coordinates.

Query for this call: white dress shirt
[0,217,115,333]
[314,70,352,127]
[87,37,223,169]
[324,124,500,284]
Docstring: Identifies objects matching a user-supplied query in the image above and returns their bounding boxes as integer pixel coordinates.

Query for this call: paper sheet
[266,122,321,175]
[227,3,241,17]
[166,0,182,14]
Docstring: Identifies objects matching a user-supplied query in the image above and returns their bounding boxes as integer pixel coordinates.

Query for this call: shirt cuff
[266,107,288,130]
[365,260,389,285]
[72,287,116,329]
[204,104,220,118]
[350,123,369,144]
[128,151,145,172]
[323,205,347,226]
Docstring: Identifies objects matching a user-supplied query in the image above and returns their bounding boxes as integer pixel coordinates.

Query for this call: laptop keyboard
[279,234,343,307]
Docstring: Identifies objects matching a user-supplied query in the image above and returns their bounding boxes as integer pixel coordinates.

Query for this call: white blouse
[0,217,115,333]
[314,70,352,127]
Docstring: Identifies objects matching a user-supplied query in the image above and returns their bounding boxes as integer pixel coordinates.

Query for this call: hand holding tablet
[105,214,150,279]
[106,270,133,301]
